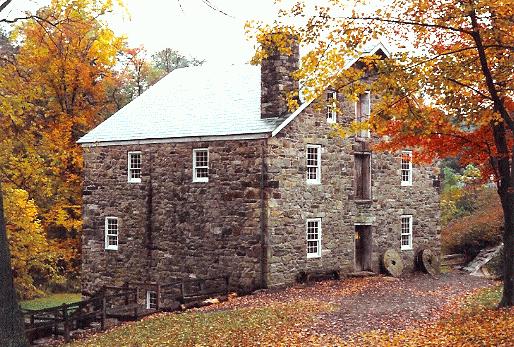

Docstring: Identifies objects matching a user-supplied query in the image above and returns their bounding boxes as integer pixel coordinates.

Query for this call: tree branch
[0,0,13,14]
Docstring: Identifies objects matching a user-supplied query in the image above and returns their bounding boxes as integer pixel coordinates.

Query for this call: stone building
[78,40,440,300]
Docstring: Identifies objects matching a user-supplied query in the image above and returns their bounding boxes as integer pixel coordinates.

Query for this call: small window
[306,218,322,258]
[306,145,321,184]
[401,150,412,186]
[355,91,371,138]
[105,217,118,250]
[146,290,157,309]
[326,90,337,123]
[355,153,371,200]
[193,148,209,182]
[128,152,142,183]
[401,215,413,250]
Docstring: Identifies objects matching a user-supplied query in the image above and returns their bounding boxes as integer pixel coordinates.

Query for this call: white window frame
[306,218,322,258]
[127,151,142,183]
[355,91,371,138]
[401,150,413,186]
[400,215,413,250]
[193,148,209,183]
[104,217,119,251]
[326,90,337,124]
[306,144,321,185]
[146,290,157,309]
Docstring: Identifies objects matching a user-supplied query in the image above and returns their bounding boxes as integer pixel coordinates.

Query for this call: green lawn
[20,293,82,311]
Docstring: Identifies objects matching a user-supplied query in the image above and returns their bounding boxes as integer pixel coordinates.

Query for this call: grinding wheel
[382,249,403,277]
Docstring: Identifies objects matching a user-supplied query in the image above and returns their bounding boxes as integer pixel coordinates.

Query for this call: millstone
[382,249,403,277]
[417,249,440,276]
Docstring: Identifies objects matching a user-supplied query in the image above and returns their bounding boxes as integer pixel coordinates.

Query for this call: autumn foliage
[0,0,126,298]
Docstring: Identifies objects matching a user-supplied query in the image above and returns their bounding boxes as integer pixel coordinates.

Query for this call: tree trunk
[499,189,514,307]
[0,183,29,347]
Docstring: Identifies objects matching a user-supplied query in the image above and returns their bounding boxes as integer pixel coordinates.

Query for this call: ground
[65,272,513,346]
[20,293,81,311]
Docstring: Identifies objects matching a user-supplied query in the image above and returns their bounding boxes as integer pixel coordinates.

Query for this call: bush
[441,189,503,259]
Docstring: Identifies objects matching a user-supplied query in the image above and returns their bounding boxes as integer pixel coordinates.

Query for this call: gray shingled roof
[77,64,287,144]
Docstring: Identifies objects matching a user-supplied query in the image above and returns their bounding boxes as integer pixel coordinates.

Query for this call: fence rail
[23,275,230,344]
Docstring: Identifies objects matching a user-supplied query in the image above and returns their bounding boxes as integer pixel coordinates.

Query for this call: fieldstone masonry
[81,39,440,294]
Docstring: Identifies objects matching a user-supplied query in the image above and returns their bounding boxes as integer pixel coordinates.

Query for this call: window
[193,148,209,182]
[355,91,371,138]
[146,291,157,309]
[128,152,142,183]
[306,145,321,184]
[355,153,371,200]
[401,150,412,186]
[401,215,413,250]
[104,217,118,250]
[306,218,322,258]
[326,90,337,123]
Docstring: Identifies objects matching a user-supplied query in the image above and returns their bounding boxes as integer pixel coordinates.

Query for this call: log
[381,249,403,277]
[417,249,440,276]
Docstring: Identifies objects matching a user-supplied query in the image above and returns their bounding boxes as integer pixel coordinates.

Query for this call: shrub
[441,189,503,259]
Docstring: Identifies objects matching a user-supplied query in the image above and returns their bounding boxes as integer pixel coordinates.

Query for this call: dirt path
[313,272,494,337]
[201,271,495,338]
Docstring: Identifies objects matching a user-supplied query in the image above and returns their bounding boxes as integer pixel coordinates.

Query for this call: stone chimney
[260,33,300,118]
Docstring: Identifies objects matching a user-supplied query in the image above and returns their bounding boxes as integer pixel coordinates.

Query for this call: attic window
[193,148,209,183]
[401,150,412,186]
[128,152,142,183]
[355,91,371,138]
[326,90,337,124]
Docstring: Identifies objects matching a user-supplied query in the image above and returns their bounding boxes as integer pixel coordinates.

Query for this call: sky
[2,0,285,64]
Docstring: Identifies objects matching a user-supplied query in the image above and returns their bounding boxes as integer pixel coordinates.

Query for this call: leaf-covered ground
[67,273,513,346]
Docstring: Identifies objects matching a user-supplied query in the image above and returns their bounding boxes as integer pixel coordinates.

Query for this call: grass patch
[68,300,334,347]
[20,293,82,311]
[463,283,503,310]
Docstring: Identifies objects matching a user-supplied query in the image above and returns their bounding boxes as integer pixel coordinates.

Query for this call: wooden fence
[23,275,230,344]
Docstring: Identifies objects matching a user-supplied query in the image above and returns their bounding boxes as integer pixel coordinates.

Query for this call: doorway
[355,225,372,271]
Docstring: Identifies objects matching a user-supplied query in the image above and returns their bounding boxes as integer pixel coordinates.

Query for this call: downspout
[259,138,269,289]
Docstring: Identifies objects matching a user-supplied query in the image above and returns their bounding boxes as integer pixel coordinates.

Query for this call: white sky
[2,0,284,64]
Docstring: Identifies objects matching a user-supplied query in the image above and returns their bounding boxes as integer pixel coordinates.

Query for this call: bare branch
[0,0,13,14]
[200,0,234,18]
[343,16,473,35]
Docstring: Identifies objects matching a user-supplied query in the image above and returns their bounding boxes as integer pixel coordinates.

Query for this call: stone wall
[265,91,441,287]
[81,139,267,295]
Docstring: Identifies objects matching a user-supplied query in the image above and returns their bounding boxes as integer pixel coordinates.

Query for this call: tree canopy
[249,0,513,306]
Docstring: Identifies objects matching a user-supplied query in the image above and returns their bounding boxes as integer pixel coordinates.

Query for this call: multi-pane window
[401,215,413,250]
[306,218,322,258]
[193,148,209,182]
[128,152,142,183]
[355,153,371,200]
[146,291,158,309]
[355,91,371,138]
[401,150,413,186]
[104,217,118,250]
[326,90,337,123]
[306,145,321,184]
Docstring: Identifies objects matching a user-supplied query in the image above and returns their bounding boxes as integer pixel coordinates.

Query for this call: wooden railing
[23,275,230,344]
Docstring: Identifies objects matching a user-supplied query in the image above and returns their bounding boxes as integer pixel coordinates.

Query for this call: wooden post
[180,282,185,304]
[156,282,161,311]
[62,304,70,342]
[124,283,129,305]
[101,296,106,331]
[224,276,229,295]
[29,314,34,328]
